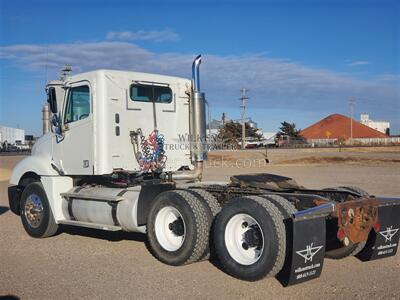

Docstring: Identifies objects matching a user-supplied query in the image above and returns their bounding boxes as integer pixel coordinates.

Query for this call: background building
[0,125,25,144]
[360,114,390,135]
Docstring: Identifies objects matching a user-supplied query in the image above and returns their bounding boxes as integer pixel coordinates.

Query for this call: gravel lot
[1,149,399,299]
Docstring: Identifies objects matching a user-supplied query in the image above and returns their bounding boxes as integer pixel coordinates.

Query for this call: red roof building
[300,114,387,139]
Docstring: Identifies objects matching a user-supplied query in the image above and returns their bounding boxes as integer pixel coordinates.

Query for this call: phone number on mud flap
[377,243,397,256]
[296,269,317,280]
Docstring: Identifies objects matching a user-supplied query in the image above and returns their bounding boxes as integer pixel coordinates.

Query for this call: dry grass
[277,156,400,165]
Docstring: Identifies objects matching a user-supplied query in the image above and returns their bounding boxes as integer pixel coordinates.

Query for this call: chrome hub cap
[24,194,44,228]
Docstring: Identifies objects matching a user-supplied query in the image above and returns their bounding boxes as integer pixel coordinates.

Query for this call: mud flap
[356,204,400,261]
[277,216,326,286]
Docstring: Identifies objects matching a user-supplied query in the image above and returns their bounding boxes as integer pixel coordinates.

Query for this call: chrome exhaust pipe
[192,54,202,92]
[190,54,207,163]
[172,55,207,181]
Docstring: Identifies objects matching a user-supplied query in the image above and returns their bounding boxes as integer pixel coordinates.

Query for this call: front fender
[10,155,58,185]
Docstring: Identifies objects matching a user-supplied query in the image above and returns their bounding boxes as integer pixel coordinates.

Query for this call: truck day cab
[8,55,400,285]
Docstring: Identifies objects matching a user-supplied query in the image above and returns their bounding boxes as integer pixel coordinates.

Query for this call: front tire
[214,196,286,281]
[146,190,211,266]
[20,181,58,238]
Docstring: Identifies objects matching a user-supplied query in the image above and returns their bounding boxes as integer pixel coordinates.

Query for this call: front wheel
[20,181,58,238]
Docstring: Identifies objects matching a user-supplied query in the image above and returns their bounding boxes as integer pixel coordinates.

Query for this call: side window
[154,86,172,103]
[130,84,172,103]
[64,85,90,124]
[130,85,153,102]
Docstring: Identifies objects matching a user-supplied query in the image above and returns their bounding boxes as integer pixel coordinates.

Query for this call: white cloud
[0,41,398,116]
[375,73,400,82]
[346,60,371,66]
[106,29,180,42]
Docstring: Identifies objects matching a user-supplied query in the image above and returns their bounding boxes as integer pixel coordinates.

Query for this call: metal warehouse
[0,125,25,144]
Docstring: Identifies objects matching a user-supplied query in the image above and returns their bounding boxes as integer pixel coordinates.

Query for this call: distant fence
[351,137,400,146]
[277,137,400,148]
[0,150,31,156]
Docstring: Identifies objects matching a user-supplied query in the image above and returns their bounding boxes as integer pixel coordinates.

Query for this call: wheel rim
[154,206,186,251]
[24,193,44,228]
[225,213,264,265]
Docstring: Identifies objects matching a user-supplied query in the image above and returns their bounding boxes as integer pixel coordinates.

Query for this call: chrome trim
[293,203,335,221]
[192,54,202,92]
[24,194,44,228]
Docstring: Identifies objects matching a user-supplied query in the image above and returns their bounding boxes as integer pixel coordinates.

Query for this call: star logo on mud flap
[379,226,399,243]
[296,243,324,263]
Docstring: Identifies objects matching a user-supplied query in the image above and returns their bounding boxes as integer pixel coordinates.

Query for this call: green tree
[218,121,262,146]
[276,121,303,139]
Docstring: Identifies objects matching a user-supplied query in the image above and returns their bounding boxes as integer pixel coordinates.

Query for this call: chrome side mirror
[51,113,63,136]
[51,114,59,127]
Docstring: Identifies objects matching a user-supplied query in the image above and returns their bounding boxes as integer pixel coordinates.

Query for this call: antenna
[240,88,249,150]
[45,44,49,84]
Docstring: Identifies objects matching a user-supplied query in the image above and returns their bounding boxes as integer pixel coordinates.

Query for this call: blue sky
[0,0,399,136]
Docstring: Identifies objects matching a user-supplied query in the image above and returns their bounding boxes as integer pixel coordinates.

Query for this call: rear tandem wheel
[213,196,286,281]
[325,185,369,259]
[146,190,212,266]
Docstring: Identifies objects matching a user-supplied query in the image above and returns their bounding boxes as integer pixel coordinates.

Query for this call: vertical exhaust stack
[172,55,207,181]
[191,55,207,162]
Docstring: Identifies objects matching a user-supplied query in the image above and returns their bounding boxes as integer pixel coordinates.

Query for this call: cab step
[58,219,122,231]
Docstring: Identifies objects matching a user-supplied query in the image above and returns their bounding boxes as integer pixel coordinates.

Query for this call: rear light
[373,222,380,232]
[337,228,345,241]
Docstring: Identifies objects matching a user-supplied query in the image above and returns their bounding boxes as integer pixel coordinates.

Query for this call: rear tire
[187,189,221,261]
[259,194,297,218]
[324,186,369,259]
[325,241,367,259]
[338,186,369,197]
[20,181,58,238]
[146,190,211,266]
[214,196,286,281]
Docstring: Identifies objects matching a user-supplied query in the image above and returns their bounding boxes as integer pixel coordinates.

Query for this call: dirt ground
[1,148,400,299]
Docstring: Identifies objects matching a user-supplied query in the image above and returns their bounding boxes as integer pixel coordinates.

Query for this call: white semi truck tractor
[8,55,400,285]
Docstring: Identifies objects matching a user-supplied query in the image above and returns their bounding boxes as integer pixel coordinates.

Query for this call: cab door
[57,82,94,175]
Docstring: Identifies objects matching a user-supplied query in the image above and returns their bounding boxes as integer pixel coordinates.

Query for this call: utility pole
[240,88,249,150]
[348,97,356,144]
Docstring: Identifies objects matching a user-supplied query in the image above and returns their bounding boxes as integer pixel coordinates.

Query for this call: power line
[348,97,356,142]
[240,88,249,150]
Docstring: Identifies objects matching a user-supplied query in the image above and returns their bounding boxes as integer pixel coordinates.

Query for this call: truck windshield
[64,85,90,123]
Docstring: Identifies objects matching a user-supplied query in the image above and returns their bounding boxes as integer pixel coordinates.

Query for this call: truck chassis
[8,171,400,285]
